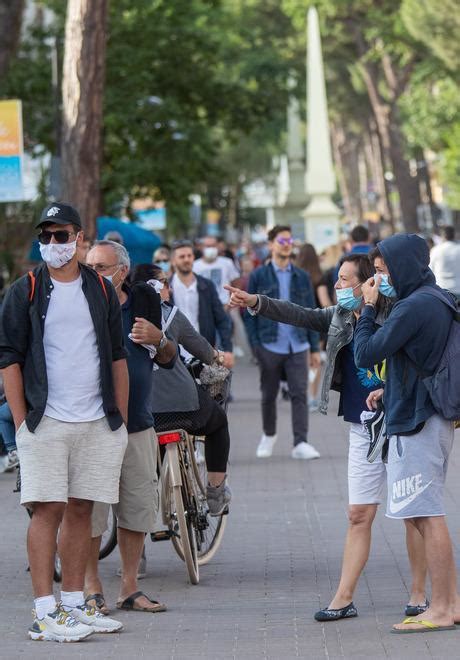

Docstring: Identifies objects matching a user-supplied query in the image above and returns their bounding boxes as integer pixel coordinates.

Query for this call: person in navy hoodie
[354,233,458,634]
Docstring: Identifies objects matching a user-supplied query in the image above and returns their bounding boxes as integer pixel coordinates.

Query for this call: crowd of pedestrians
[0,202,459,641]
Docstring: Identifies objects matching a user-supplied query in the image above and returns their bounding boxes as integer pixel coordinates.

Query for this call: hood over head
[377,233,435,299]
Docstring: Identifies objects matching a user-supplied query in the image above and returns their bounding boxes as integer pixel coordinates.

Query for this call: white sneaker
[70,604,123,633]
[291,442,320,460]
[29,606,93,642]
[256,434,277,458]
[0,455,8,474]
[4,449,19,471]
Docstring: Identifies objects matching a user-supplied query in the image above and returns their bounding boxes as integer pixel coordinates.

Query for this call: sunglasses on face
[38,229,77,245]
[276,237,293,246]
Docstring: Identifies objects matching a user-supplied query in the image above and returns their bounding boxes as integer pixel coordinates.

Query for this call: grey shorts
[386,414,454,519]
[92,427,159,536]
[16,415,128,507]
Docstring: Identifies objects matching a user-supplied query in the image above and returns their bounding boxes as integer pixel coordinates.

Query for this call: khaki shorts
[16,415,128,507]
[92,427,159,536]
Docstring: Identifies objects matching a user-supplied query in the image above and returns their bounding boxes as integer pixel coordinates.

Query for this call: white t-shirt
[430,241,460,293]
[193,256,239,304]
[171,274,200,360]
[43,276,104,422]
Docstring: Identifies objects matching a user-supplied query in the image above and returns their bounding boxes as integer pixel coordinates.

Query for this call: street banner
[0,99,24,201]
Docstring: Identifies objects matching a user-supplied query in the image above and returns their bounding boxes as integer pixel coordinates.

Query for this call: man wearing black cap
[0,202,129,641]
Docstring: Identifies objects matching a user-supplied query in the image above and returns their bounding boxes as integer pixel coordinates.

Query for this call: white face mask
[147,278,164,293]
[39,240,77,269]
[203,246,218,261]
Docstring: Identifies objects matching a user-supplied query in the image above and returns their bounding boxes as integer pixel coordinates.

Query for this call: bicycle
[155,364,232,584]
[156,429,228,584]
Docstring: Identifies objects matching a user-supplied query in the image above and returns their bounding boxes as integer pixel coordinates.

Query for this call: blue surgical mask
[157,260,170,273]
[378,273,396,298]
[336,284,363,310]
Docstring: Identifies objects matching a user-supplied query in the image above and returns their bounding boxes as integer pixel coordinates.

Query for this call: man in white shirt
[170,240,234,367]
[430,226,460,299]
[0,203,129,642]
[193,236,240,306]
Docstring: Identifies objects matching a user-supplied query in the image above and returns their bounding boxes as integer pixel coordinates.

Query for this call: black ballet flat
[314,602,358,622]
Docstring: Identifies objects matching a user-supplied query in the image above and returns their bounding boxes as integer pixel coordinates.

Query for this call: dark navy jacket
[245,262,319,352]
[170,274,232,352]
[354,233,455,435]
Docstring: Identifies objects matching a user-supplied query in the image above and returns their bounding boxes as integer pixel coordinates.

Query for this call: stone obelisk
[303,6,340,250]
[273,82,308,237]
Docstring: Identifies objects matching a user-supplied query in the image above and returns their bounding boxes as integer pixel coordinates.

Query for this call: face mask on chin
[203,247,218,261]
[336,283,363,311]
[39,240,77,269]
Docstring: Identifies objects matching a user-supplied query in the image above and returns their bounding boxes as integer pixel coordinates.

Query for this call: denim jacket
[251,296,354,414]
[245,263,319,352]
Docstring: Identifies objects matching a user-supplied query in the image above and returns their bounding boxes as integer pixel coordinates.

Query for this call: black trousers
[256,346,308,446]
[154,385,230,472]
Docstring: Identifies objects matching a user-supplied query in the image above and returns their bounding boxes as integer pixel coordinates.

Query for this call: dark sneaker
[207,480,231,516]
[362,403,386,463]
[314,602,358,622]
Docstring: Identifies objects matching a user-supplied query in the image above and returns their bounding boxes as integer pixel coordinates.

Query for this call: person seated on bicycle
[132,264,232,516]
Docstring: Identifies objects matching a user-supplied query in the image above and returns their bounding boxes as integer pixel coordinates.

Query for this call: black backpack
[414,287,460,421]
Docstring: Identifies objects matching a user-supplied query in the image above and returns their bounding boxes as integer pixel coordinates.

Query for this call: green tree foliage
[2,0,297,229]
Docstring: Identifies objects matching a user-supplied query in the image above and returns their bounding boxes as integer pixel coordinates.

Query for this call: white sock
[34,595,56,620]
[60,590,85,610]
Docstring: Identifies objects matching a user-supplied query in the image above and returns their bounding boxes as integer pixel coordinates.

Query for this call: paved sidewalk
[1,361,460,659]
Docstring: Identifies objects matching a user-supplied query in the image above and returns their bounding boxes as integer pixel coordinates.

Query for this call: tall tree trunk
[0,0,24,79]
[331,121,356,222]
[61,0,108,239]
[387,104,420,232]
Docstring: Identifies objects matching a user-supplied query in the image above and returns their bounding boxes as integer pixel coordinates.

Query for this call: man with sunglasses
[245,225,321,460]
[0,203,129,642]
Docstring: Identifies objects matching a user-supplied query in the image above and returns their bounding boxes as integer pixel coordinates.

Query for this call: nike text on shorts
[385,414,454,519]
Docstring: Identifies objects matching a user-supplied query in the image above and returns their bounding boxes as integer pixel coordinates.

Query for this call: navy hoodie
[354,233,454,435]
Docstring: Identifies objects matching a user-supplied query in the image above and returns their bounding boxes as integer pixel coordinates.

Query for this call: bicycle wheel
[163,446,199,584]
[190,437,227,565]
[99,506,118,559]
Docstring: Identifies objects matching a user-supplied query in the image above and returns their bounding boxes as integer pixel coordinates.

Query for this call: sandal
[85,592,110,616]
[116,590,167,613]
[391,617,456,634]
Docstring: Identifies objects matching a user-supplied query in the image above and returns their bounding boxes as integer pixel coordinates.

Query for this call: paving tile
[1,361,459,658]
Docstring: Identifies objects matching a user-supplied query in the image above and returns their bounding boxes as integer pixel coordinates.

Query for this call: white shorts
[348,423,386,505]
[16,415,128,507]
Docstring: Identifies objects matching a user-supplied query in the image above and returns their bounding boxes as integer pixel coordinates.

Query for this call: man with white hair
[84,240,176,615]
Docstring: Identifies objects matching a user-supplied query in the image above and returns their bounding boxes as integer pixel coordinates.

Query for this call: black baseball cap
[36,202,82,229]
